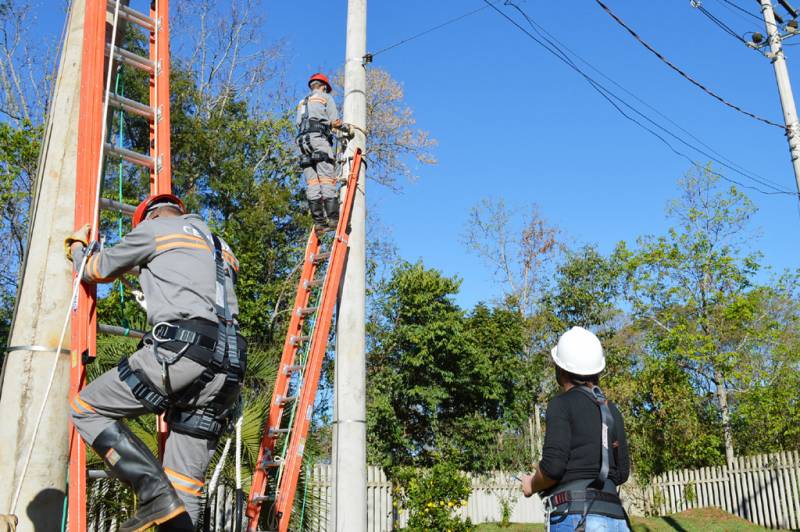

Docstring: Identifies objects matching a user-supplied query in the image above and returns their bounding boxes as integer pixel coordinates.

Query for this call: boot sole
[124,504,187,532]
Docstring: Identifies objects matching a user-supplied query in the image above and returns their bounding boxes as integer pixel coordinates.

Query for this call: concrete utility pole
[0,1,85,529]
[332,0,368,530]
[759,0,800,196]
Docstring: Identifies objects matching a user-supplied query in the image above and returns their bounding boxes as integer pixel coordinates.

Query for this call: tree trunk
[714,368,735,467]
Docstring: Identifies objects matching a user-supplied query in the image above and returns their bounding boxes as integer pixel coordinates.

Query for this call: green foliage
[367,261,531,472]
[394,461,474,532]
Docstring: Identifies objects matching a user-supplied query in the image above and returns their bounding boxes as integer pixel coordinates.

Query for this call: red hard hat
[132,193,186,228]
[308,72,332,93]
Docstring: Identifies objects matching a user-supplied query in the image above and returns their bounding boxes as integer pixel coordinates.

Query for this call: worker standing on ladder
[296,72,342,233]
[65,195,247,532]
[520,327,631,531]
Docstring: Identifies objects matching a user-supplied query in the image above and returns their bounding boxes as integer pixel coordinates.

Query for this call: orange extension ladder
[69,0,172,529]
[246,149,364,532]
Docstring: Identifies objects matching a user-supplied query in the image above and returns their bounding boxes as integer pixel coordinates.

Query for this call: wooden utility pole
[332,0,368,530]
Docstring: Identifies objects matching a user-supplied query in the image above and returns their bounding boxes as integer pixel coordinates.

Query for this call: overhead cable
[501,0,786,192]
[482,0,794,196]
[595,0,785,129]
[694,1,762,49]
[367,2,495,60]
[716,0,776,26]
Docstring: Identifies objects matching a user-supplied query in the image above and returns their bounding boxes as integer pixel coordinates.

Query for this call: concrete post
[332,0,368,530]
[759,0,800,196]
[0,1,85,528]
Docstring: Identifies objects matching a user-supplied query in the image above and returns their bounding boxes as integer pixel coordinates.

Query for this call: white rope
[235,415,243,491]
[91,0,123,233]
[8,254,90,514]
[8,0,124,515]
[208,438,232,496]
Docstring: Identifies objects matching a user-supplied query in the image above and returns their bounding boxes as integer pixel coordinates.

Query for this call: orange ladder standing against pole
[69,1,171,530]
[246,149,364,532]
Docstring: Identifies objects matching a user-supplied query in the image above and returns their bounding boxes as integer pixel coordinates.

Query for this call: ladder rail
[245,233,322,522]
[69,0,173,528]
[273,150,363,532]
[68,0,112,528]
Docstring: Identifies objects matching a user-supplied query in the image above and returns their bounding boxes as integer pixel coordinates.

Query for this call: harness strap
[549,489,621,507]
[574,385,614,488]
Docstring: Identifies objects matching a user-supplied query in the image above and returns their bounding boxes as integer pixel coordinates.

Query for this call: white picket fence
[89,452,800,530]
[304,464,544,531]
[645,451,800,530]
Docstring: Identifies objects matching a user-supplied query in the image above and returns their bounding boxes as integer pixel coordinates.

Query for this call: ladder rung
[108,93,156,121]
[98,323,145,339]
[105,143,155,170]
[88,469,110,479]
[313,252,331,263]
[106,44,156,75]
[283,364,303,375]
[268,428,290,437]
[99,197,137,216]
[251,495,274,504]
[108,0,156,32]
[275,395,297,406]
[303,279,323,290]
[289,335,309,346]
[296,306,318,317]
[260,459,282,469]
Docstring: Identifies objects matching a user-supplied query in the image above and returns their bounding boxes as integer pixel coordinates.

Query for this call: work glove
[64,224,90,262]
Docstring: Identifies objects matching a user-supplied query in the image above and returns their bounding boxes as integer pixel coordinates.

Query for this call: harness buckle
[152,321,178,342]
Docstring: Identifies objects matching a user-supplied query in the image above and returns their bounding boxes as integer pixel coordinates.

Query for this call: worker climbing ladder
[68,0,172,530]
[246,148,364,532]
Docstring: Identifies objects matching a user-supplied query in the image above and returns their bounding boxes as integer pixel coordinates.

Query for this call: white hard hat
[550,326,605,376]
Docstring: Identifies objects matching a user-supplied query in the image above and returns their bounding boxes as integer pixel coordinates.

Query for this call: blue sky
[40,1,800,307]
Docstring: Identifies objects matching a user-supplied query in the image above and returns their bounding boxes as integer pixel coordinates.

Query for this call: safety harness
[296,96,335,169]
[117,228,246,440]
[543,385,628,532]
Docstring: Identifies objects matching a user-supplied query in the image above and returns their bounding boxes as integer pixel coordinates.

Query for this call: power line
[368,2,495,59]
[716,0,772,25]
[595,0,785,129]
[481,0,794,196]
[694,1,761,49]
[500,0,786,191]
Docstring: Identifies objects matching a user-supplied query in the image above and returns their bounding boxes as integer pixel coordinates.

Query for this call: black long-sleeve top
[539,386,630,487]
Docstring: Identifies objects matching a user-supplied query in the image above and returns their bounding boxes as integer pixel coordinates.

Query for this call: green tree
[621,165,791,466]
[367,261,529,472]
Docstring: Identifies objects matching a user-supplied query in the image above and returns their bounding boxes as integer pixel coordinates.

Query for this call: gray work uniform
[295,89,339,201]
[70,213,241,525]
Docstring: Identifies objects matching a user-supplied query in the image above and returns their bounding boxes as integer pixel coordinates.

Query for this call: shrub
[394,461,474,532]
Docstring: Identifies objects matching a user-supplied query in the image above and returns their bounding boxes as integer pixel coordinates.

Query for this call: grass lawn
[475,507,769,531]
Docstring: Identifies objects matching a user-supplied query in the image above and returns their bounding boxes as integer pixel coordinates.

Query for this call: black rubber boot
[308,198,328,234]
[156,512,194,531]
[323,197,340,231]
[92,422,187,532]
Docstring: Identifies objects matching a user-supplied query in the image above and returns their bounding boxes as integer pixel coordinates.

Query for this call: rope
[114,67,127,319]
[8,253,91,515]
[298,465,310,528]
[595,0,785,129]
[8,0,125,516]
[208,438,232,496]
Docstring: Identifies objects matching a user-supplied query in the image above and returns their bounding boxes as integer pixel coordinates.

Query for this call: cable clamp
[4,345,70,354]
